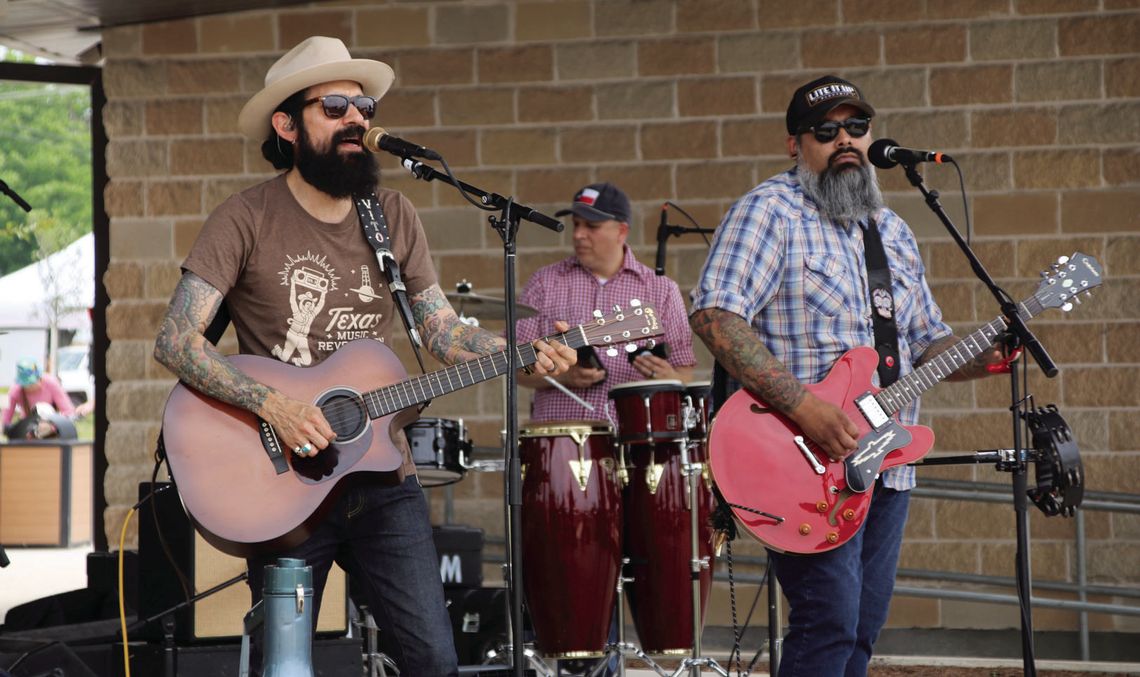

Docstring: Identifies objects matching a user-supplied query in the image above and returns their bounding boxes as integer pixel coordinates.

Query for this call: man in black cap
[689,75,1003,676]
[516,181,696,421]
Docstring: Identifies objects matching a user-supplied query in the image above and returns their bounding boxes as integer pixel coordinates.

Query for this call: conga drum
[519,422,622,658]
[607,380,686,445]
[623,416,717,654]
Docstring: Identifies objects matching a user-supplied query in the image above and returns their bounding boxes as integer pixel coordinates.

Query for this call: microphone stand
[400,156,561,677]
[655,223,716,276]
[898,159,1055,677]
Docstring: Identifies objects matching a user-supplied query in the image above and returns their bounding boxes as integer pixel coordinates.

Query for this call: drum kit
[407,382,723,676]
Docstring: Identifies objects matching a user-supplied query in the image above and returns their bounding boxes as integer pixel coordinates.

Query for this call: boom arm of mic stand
[402,157,562,232]
[662,224,716,238]
[899,162,1056,377]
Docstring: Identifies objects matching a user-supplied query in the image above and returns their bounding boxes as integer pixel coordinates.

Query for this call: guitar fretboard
[875,294,1046,416]
[357,330,587,418]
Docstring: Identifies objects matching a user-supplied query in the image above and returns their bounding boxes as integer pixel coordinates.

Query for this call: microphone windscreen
[362,127,387,153]
[867,138,898,169]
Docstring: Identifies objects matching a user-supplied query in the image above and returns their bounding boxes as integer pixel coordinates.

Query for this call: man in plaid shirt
[689,75,1004,677]
[517,182,696,422]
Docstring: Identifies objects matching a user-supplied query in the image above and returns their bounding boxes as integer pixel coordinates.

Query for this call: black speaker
[136,483,347,643]
[5,641,98,677]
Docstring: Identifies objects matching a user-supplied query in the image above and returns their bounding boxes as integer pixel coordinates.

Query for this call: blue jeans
[769,482,909,677]
[247,476,458,676]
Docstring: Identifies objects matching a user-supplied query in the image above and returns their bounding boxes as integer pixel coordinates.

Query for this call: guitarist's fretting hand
[789,392,860,462]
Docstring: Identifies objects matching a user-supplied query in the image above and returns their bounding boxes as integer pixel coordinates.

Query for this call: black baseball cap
[786,74,876,136]
[555,182,632,224]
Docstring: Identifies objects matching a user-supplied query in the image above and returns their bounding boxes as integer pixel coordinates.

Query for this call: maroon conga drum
[607,380,686,445]
[623,438,717,656]
[519,421,622,658]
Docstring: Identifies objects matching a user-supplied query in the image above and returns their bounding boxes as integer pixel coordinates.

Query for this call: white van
[56,345,93,405]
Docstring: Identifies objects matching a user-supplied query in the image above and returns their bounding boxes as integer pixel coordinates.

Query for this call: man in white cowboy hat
[154,36,576,675]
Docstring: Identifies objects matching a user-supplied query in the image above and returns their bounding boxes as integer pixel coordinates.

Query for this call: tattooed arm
[689,308,859,461]
[409,284,576,373]
[153,272,335,456]
[919,334,1005,381]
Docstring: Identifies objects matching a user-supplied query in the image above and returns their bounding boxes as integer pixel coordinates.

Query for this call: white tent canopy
[0,233,94,331]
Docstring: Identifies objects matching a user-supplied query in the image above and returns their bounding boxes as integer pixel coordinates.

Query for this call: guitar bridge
[855,392,889,430]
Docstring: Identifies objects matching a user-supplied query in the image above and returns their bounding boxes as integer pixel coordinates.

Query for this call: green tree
[0,51,92,276]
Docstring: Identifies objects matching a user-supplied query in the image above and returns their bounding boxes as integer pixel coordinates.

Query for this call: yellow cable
[118,507,135,677]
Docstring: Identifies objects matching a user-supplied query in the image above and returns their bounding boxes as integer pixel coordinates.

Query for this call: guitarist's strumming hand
[788,392,860,462]
[260,389,337,459]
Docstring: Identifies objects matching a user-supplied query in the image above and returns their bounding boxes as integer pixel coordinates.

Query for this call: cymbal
[446,292,537,320]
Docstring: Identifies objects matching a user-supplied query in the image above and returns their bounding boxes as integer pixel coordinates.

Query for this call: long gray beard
[797,152,884,224]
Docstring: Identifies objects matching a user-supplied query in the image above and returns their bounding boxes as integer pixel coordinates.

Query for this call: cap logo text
[806,83,858,106]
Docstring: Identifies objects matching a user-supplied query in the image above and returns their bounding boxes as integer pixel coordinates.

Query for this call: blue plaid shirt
[690,168,952,490]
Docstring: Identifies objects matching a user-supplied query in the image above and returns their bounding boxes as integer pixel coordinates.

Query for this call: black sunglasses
[302,94,377,120]
[800,117,871,143]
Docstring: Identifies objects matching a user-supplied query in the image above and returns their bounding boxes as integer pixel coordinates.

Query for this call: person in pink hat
[154,36,575,675]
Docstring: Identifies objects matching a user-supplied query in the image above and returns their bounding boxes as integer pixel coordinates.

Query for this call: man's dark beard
[294,122,379,198]
[797,145,884,224]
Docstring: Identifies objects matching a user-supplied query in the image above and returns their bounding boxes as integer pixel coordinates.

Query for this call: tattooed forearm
[154,273,273,414]
[689,308,807,414]
[410,285,506,365]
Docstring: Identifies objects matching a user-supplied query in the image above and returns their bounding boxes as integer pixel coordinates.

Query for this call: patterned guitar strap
[353,193,431,407]
[862,218,901,388]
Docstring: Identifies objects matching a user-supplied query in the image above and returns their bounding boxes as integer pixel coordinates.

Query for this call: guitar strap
[353,193,430,379]
[862,219,901,387]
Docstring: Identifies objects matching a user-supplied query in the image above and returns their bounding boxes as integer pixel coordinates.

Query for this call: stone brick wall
[100,0,1139,634]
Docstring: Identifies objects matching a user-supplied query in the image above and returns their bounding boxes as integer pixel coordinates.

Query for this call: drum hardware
[445,281,539,320]
[569,459,593,492]
[482,566,556,677]
[588,558,667,677]
[405,417,471,487]
[645,457,665,494]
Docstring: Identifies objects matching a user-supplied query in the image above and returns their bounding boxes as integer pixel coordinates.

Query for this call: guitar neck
[359,328,589,419]
[876,294,1048,416]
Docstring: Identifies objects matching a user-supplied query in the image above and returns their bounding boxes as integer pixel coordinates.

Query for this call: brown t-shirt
[182,174,437,477]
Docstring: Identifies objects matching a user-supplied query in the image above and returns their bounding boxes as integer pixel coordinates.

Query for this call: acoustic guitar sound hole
[317,389,369,442]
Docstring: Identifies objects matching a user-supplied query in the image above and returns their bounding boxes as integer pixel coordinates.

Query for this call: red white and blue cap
[555,182,632,224]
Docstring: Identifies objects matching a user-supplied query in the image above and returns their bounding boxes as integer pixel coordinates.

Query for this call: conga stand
[590,558,666,677]
[671,431,726,677]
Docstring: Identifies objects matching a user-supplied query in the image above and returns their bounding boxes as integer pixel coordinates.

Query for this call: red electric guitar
[161,301,662,557]
[708,253,1102,554]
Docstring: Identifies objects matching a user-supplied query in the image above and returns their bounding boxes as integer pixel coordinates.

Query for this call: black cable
[145,456,193,605]
[665,200,713,246]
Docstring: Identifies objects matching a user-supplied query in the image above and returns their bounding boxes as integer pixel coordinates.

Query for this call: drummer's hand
[633,354,675,381]
[529,320,577,377]
[558,365,607,389]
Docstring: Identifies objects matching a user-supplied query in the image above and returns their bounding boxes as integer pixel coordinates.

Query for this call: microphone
[655,203,669,276]
[868,138,953,169]
[363,127,441,161]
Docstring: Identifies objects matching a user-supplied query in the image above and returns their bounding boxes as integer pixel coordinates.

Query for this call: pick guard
[845,421,912,493]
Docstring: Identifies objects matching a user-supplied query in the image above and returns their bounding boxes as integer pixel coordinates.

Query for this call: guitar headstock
[1034,252,1103,313]
[580,300,664,355]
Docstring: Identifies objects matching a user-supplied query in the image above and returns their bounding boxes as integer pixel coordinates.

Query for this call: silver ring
[293,446,303,455]
[302,443,313,453]
[650,370,656,378]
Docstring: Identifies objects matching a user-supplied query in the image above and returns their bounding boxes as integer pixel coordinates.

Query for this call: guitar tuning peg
[593,309,604,319]
[646,338,656,347]
[1073,296,1082,304]
[1057,255,1070,264]
[612,304,622,313]
[624,343,637,353]
[629,299,642,307]
[606,347,619,357]
[1062,302,1073,312]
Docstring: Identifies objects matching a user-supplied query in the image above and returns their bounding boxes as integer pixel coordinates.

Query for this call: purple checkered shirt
[516,246,696,423]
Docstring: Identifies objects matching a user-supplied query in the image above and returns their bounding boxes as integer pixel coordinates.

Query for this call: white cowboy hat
[238,36,395,141]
